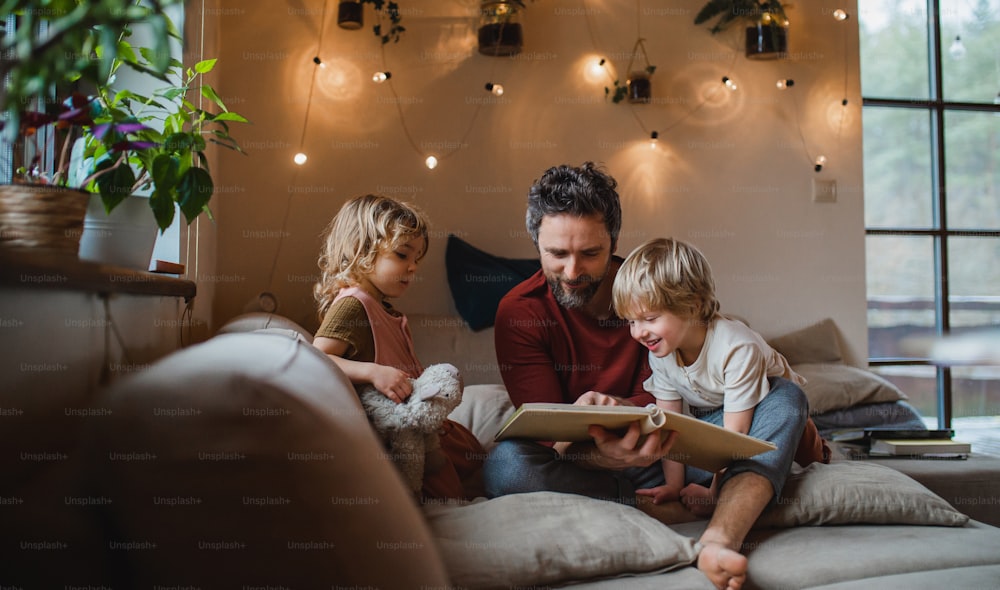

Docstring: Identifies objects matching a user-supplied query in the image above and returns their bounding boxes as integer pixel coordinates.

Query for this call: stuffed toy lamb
[358,363,463,493]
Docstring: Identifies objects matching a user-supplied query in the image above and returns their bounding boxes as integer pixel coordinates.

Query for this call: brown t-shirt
[315,295,403,363]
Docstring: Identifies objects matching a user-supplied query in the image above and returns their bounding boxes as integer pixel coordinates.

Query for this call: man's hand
[584,422,678,470]
[574,390,634,407]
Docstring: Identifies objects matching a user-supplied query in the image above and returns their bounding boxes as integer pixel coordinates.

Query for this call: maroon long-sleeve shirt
[494,269,654,409]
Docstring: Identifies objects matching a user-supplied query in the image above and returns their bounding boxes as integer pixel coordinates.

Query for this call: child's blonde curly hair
[314,194,429,317]
[612,237,721,323]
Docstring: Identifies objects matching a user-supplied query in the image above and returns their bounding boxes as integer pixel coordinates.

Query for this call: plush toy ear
[416,384,441,401]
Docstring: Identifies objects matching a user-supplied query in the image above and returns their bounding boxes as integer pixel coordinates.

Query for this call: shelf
[0,249,196,300]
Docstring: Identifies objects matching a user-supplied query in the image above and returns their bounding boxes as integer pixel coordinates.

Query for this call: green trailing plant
[604,38,656,104]
[358,0,405,44]
[694,0,788,33]
[2,1,249,233]
[606,65,656,104]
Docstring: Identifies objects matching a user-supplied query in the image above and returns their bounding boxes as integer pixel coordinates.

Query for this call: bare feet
[634,496,702,525]
[697,541,747,590]
[680,483,717,518]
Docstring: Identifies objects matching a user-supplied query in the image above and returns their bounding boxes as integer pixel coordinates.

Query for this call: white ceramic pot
[78,194,159,270]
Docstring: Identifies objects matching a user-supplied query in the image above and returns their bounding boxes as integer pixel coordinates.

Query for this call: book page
[495,403,776,472]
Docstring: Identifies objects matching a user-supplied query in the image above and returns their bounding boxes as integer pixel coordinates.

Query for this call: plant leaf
[95,160,135,213]
[149,189,176,233]
[194,58,217,74]
[177,167,214,224]
[213,112,248,123]
[151,153,181,191]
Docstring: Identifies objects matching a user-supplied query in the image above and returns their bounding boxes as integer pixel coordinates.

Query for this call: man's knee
[482,439,550,498]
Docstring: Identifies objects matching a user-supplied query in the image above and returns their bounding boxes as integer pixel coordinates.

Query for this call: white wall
[202,0,869,365]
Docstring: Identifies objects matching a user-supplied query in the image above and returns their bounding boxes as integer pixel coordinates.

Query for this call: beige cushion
[767,318,843,365]
[448,383,515,450]
[85,330,450,588]
[794,362,907,414]
[424,492,698,589]
[756,461,969,528]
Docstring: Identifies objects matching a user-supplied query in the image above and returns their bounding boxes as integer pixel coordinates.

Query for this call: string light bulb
[832,9,849,20]
[485,82,504,96]
[589,58,607,77]
[313,56,325,68]
[425,155,439,170]
[776,79,794,89]
[372,71,391,83]
[722,76,738,91]
[293,152,308,165]
[649,131,659,149]
[814,155,827,172]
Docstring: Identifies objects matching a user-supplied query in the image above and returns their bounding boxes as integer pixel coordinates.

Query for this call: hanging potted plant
[605,38,656,104]
[336,0,406,44]
[694,0,789,60]
[0,0,248,265]
[477,0,531,57]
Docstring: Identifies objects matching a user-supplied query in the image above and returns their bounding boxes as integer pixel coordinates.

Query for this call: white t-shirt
[643,316,804,413]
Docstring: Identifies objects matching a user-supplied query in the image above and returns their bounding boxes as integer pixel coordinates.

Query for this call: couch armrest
[83,330,450,588]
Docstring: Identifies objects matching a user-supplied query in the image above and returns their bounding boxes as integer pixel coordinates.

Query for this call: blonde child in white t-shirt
[611,237,827,516]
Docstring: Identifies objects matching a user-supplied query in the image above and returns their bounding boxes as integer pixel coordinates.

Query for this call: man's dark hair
[525,162,622,251]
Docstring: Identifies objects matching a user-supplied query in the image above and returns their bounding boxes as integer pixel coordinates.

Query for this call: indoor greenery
[694,0,788,33]
[1,0,248,233]
[341,0,405,44]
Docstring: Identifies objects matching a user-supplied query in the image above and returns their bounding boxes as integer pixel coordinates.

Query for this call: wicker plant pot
[0,184,90,255]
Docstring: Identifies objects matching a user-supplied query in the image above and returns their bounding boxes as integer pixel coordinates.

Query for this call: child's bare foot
[634,496,701,525]
[680,483,717,517]
[697,541,747,590]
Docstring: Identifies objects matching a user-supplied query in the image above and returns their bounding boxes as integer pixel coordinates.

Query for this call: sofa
[5,316,1000,589]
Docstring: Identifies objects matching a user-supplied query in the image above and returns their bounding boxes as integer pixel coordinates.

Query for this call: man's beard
[547,271,606,310]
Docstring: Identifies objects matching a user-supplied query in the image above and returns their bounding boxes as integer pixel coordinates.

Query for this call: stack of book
[832,428,971,459]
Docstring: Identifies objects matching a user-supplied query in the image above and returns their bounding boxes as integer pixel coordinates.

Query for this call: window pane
[859,0,929,100]
[866,235,936,359]
[872,366,937,422]
[952,368,1000,437]
[940,1,1000,103]
[944,111,1000,229]
[949,237,1000,328]
[863,107,934,228]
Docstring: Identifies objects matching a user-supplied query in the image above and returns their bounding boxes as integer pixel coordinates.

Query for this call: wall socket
[813,179,837,203]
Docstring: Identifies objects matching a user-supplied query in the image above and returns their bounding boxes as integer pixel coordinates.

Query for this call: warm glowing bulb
[649,131,659,149]
[815,155,828,165]
[832,9,848,20]
[589,58,606,78]
[723,76,738,91]
[293,152,307,165]
[373,71,391,83]
[486,82,504,96]
[425,155,438,170]
[776,79,794,89]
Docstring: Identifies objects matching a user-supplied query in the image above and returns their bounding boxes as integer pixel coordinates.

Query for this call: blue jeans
[483,377,808,503]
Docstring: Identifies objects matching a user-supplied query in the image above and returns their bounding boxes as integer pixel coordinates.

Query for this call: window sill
[0,250,196,300]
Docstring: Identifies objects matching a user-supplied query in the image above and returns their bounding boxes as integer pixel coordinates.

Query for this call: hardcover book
[494,403,777,473]
[868,438,971,457]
